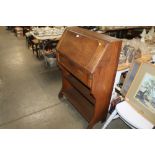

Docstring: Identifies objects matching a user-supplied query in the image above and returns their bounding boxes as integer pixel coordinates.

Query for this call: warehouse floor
[0,27,129,129]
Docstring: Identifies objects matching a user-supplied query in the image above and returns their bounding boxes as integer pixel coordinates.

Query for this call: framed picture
[126,63,155,125]
[121,58,152,97]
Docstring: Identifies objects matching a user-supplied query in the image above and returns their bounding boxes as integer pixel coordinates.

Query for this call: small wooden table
[30,31,62,41]
[30,27,64,41]
[29,27,65,57]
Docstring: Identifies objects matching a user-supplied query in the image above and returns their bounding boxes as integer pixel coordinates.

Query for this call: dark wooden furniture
[56,27,122,128]
[104,27,152,39]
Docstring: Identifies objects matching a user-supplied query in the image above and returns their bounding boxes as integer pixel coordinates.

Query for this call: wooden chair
[31,39,43,58]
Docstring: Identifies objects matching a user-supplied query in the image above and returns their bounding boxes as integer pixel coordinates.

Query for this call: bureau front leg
[87,121,96,129]
[58,88,64,99]
[87,97,109,129]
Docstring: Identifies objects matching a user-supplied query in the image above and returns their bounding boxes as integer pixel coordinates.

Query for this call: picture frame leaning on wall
[126,63,155,125]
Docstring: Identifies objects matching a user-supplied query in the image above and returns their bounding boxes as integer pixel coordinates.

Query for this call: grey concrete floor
[0,27,129,129]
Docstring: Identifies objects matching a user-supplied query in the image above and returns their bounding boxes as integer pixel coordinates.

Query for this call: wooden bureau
[56,27,122,128]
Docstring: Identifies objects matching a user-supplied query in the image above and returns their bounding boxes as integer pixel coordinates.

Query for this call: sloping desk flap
[57,27,119,73]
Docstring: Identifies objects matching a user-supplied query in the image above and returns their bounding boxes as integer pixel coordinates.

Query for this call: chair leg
[32,44,35,54]
[102,109,118,129]
[36,49,39,58]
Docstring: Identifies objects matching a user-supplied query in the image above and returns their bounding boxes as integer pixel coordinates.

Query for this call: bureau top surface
[56,27,121,73]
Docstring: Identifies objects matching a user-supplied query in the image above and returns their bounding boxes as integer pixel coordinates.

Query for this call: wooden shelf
[65,75,95,104]
[64,88,94,122]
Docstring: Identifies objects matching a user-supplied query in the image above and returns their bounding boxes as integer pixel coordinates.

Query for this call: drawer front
[58,54,92,87]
